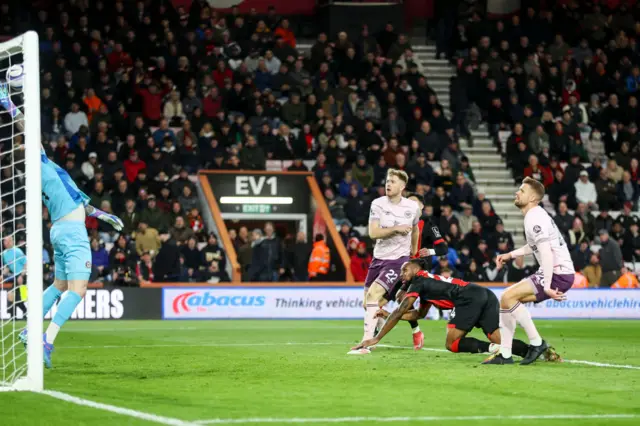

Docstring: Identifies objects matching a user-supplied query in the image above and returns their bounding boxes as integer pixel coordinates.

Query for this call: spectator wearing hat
[574,170,598,209]
[598,229,625,287]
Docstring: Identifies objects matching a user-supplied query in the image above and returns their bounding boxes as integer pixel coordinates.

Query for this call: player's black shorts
[448,285,499,336]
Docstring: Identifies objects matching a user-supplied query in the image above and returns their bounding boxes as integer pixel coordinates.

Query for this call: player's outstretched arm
[369,220,408,240]
[85,205,124,231]
[497,244,533,269]
[353,295,417,349]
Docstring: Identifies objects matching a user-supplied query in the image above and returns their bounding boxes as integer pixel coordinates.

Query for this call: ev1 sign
[235,176,277,196]
[204,172,311,214]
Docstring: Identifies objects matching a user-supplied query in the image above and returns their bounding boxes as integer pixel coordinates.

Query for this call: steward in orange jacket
[611,272,640,288]
[308,234,330,280]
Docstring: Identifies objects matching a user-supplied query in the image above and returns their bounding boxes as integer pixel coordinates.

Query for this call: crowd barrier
[2,285,638,320]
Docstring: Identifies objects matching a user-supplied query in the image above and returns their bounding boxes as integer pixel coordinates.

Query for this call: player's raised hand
[495,253,512,270]
[544,288,567,301]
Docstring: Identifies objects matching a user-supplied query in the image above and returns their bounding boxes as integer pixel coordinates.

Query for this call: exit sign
[242,204,271,213]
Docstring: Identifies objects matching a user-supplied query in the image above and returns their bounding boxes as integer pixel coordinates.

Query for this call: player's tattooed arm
[373,295,417,342]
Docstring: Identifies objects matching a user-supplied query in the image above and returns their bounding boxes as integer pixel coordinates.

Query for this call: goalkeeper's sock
[47,291,82,344]
[43,285,62,316]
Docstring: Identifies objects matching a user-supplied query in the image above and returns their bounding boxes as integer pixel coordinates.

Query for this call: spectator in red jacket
[350,242,372,282]
[212,60,233,88]
[524,154,554,187]
[107,43,133,73]
[134,74,171,124]
[123,150,147,183]
[274,19,296,48]
[203,86,223,118]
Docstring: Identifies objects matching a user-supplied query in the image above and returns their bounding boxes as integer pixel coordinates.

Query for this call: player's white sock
[45,323,60,344]
[499,306,517,358]
[412,326,421,334]
[512,303,542,346]
[363,304,378,340]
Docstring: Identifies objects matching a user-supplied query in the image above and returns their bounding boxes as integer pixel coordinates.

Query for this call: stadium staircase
[465,129,525,248]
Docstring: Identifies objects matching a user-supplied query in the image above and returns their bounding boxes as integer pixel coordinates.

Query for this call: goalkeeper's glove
[86,206,124,231]
[0,83,19,118]
[98,212,125,231]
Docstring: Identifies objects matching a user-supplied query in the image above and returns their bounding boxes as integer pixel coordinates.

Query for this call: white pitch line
[42,390,198,426]
[379,344,640,371]
[63,325,353,333]
[64,342,346,350]
[194,413,640,424]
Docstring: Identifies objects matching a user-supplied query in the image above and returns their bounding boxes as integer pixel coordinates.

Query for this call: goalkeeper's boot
[18,328,27,348]
[43,334,54,369]
[520,340,549,365]
[481,353,514,365]
[412,330,424,350]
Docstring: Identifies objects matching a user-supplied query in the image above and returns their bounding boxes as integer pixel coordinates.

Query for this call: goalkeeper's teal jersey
[41,148,90,223]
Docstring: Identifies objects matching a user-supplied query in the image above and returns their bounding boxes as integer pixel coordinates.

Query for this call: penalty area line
[41,390,198,426]
[194,413,640,424]
[379,345,640,370]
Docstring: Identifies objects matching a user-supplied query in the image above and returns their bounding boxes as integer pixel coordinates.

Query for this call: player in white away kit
[348,169,421,355]
[484,177,574,365]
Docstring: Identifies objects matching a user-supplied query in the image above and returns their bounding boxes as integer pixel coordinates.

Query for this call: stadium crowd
[447,0,640,287]
[1,1,636,287]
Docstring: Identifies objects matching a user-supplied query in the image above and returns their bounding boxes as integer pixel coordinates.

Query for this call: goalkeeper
[0,83,124,368]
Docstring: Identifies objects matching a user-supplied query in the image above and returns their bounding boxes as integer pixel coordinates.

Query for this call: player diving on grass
[348,169,422,355]
[2,235,28,319]
[0,82,124,368]
[352,259,532,360]
[483,177,571,365]
[379,192,448,350]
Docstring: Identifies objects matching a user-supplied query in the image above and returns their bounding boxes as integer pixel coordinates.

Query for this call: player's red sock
[512,303,542,346]
[449,338,490,353]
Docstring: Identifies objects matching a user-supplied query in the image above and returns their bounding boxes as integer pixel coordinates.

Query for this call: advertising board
[0,288,162,320]
[163,287,640,320]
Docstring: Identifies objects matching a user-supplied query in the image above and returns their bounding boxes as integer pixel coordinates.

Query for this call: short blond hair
[523,176,545,201]
[387,169,409,185]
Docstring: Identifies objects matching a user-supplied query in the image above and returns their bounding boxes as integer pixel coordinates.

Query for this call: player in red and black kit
[354,259,530,362]
[380,193,448,350]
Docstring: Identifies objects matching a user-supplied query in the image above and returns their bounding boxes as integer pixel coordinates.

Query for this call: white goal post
[0,31,43,392]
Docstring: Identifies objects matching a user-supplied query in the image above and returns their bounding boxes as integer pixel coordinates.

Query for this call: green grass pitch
[1,320,640,426]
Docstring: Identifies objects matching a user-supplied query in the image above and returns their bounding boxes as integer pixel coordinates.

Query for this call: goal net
[0,31,43,392]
